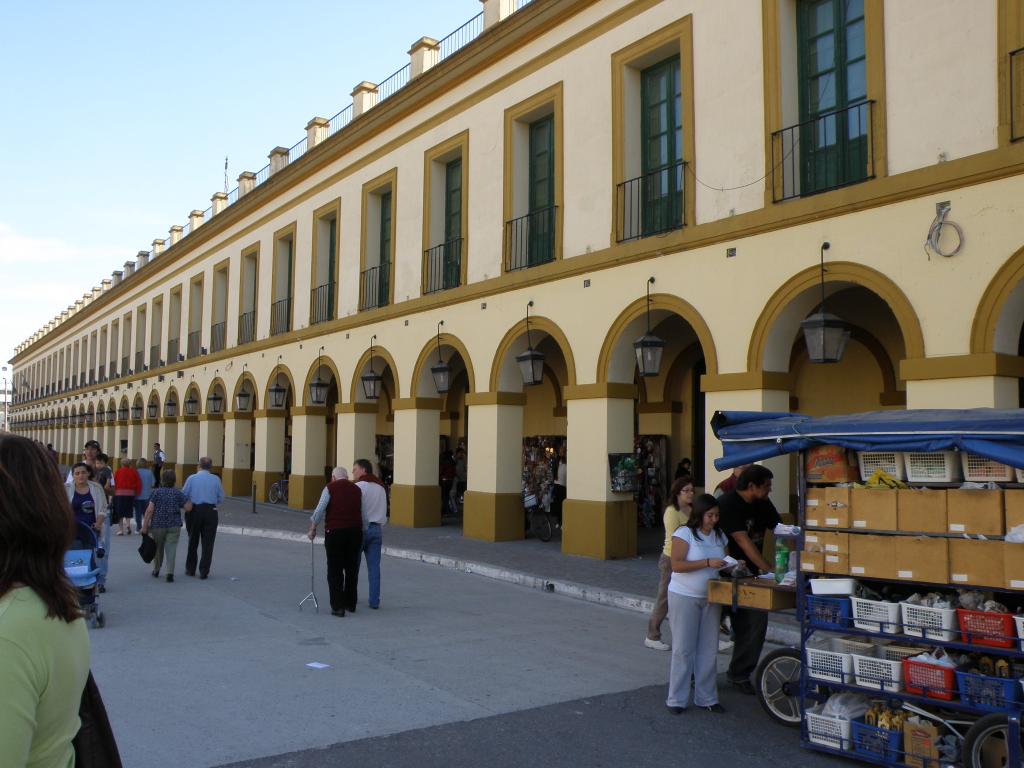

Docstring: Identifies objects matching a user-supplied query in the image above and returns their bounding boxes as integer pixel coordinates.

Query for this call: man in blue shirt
[182,457,225,580]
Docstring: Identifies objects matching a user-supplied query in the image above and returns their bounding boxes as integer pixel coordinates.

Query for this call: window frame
[359,167,398,310]
[270,222,297,335]
[237,241,260,344]
[311,198,341,325]
[421,131,470,295]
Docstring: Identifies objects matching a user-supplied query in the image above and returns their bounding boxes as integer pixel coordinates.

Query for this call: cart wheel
[268,483,281,504]
[530,510,553,542]
[754,647,802,726]
[95,612,105,629]
[963,713,1023,768]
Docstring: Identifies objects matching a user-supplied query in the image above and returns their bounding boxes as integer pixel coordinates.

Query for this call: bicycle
[524,490,554,542]
[268,475,289,504]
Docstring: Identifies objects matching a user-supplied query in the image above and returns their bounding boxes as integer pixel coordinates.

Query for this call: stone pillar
[289,406,328,510]
[169,225,183,246]
[128,418,143,459]
[480,0,514,29]
[175,416,200,486]
[560,384,636,560]
[123,261,135,278]
[305,117,330,150]
[188,210,205,231]
[408,37,440,79]
[253,410,286,501]
[335,403,377,476]
[237,172,257,198]
[199,414,225,471]
[142,418,160,471]
[115,417,129,460]
[137,249,150,267]
[158,417,179,479]
[268,147,289,176]
[901,354,1023,409]
[391,398,443,527]
[102,418,116,459]
[222,413,254,496]
[211,191,228,216]
[112,270,123,286]
[463,392,524,542]
[351,82,379,117]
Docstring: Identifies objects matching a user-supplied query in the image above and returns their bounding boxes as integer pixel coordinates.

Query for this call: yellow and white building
[11,0,1024,559]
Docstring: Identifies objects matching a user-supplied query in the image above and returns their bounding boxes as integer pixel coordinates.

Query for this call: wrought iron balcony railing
[310,282,335,325]
[186,330,202,359]
[504,206,556,272]
[616,160,685,243]
[210,322,226,353]
[167,337,180,363]
[270,298,292,336]
[237,311,256,345]
[359,263,390,311]
[424,238,463,294]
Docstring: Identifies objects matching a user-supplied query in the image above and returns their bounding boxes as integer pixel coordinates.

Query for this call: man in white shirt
[352,458,388,610]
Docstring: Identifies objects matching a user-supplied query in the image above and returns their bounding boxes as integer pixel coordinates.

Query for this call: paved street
[88,529,839,768]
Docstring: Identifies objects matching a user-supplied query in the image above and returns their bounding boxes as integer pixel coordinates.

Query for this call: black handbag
[73,671,123,768]
[137,533,156,563]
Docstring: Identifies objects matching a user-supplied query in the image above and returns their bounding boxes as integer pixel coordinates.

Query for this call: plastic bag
[821,692,872,720]
[1006,524,1024,544]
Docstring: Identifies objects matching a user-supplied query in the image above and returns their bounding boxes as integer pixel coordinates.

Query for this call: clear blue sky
[0,0,482,369]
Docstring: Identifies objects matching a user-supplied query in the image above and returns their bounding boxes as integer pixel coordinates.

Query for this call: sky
[0,0,484,373]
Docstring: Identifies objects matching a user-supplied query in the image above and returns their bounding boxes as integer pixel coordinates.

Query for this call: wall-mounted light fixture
[361,336,383,401]
[515,301,544,387]
[800,242,850,364]
[633,277,665,377]
[309,347,328,405]
[431,321,451,395]
[269,355,287,409]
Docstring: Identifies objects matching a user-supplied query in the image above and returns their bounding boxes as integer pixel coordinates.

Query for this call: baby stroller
[65,521,105,629]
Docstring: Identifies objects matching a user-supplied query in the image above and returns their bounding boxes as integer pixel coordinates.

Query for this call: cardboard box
[897,489,948,534]
[805,444,858,483]
[800,551,824,573]
[904,719,940,768]
[1005,489,1024,532]
[894,537,949,585]
[949,539,1004,588]
[824,553,849,575]
[805,487,850,528]
[803,531,848,554]
[849,488,898,530]
[946,489,1004,536]
[1005,542,1024,591]
[706,579,796,611]
[849,534,897,579]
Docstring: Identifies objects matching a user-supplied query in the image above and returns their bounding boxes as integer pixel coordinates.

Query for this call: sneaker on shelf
[644,637,671,651]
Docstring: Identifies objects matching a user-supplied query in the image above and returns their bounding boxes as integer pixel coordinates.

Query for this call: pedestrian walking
[141,469,186,582]
[65,462,108,539]
[551,445,567,526]
[134,458,156,535]
[352,459,387,609]
[181,457,225,579]
[645,476,693,651]
[112,458,141,536]
[307,467,363,616]
[665,493,728,714]
[152,442,165,488]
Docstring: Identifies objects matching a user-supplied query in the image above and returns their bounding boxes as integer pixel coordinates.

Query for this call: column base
[252,470,277,502]
[289,473,326,510]
[562,499,636,560]
[221,468,253,496]
[463,491,523,542]
[390,484,442,527]
[174,464,197,487]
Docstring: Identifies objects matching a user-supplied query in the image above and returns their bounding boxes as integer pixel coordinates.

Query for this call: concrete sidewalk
[217,495,800,646]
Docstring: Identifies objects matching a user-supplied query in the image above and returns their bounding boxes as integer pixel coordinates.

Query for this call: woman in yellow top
[0,435,91,768]
[645,476,693,650]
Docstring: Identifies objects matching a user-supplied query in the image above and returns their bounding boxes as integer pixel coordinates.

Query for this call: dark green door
[327,218,336,318]
[797,0,868,195]
[528,115,554,266]
[378,192,392,307]
[443,158,462,289]
[641,56,682,236]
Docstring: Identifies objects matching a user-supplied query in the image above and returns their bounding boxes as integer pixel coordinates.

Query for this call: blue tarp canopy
[712,409,1024,471]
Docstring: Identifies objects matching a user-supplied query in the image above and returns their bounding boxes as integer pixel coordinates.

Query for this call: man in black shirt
[717,464,780,694]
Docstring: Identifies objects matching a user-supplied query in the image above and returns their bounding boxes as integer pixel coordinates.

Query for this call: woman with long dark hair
[645,476,694,651]
[0,434,91,765]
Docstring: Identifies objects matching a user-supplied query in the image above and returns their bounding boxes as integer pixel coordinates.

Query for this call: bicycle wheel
[282,483,289,504]
[268,483,281,504]
[530,510,553,542]
[754,647,802,726]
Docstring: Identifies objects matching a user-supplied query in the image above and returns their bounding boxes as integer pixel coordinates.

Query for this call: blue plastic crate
[851,719,902,763]
[955,671,1021,713]
[806,595,851,631]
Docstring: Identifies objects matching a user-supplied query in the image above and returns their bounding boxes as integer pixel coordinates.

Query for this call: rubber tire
[268,484,281,504]
[754,647,803,727]
[963,713,1023,768]
[531,511,553,542]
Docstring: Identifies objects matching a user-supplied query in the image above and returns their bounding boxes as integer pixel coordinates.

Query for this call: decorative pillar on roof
[237,172,257,197]
[169,225,183,246]
[268,147,289,175]
[351,82,379,117]
[305,117,329,149]
[480,0,514,29]
[211,191,228,215]
[409,37,440,78]
[188,210,205,231]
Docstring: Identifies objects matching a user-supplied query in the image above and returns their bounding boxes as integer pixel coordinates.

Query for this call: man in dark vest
[308,467,363,617]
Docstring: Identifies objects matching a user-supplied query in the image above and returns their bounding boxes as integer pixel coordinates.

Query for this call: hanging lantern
[516,301,544,386]
[235,388,252,412]
[801,242,849,365]
[165,399,177,418]
[362,335,382,400]
[633,277,664,377]
[117,404,128,421]
[147,403,157,418]
[268,381,287,409]
[207,391,224,414]
[130,404,142,420]
[308,347,328,405]
[184,393,198,416]
[431,321,450,394]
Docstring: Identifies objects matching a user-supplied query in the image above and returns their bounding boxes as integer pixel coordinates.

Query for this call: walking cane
[298,538,319,613]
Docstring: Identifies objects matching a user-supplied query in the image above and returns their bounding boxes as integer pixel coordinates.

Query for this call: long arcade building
[11,0,1024,559]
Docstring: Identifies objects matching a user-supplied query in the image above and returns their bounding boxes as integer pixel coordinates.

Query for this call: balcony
[167,337,180,363]
[424,239,462,294]
[359,263,390,311]
[121,356,129,376]
[310,282,335,325]
[504,206,556,272]
[270,298,292,336]
[237,311,256,345]
[186,330,202,359]
[210,321,226,353]
[98,364,105,382]
[616,161,685,243]
[149,344,160,370]
[770,100,875,203]
[72,374,78,389]
[135,350,145,372]
[1012,47,1024,142]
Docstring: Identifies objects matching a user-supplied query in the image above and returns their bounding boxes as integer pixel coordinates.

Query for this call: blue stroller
[65,521,106,629]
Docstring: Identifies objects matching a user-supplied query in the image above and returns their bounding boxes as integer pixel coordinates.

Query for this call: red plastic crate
[903,658,957,701]
[956,609,1015,649]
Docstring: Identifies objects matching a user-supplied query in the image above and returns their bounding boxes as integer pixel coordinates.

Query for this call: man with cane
[308,468,362,617]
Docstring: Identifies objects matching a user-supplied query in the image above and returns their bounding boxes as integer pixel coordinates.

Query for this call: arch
[300,355,341,406]
[146,389,161,408]
[132,393,144,408]
[263,364,296,405]
[488,316,577,392]
[163,386,179,406]
[597,293,719,383]
[789,325,901,400]
[349,345,401,403]
[230,372,259,412]
[748,262,925,372]
[411,332,477,397]
[971,243,1024,354]
[206,377,228,399]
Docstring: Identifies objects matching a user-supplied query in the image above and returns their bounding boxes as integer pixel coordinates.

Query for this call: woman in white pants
[665,493,729,714]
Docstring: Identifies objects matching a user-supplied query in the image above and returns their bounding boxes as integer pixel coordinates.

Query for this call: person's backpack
[73,671,123,767]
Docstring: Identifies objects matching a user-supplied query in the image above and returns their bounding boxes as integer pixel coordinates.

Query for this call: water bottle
[774,539,789,583]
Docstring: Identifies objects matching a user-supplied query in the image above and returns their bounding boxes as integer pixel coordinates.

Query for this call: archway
[289,355,341,509]
[223,373,259,496]
[347,345,399,488]
[971,244,1024,406]
[252,366,295,501]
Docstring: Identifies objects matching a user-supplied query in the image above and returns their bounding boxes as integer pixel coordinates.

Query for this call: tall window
[527,115,555,267]
[797,0,868,193]
[441,158,462,289]
[640,56,682,236]
[376,191,392,306]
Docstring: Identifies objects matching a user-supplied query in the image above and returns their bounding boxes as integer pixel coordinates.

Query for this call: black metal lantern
[633,277,665,377]
[361,335,383,401]
[131,404,143,420]
[235,388,252,412]
[515,301,545,387]
[85,411,93,426]
[147,402,157,419]
[184,393,198,416]
[431,321,451,394]
[117,404,128,421]
[207,391,223,414]
[268,356,287,409]
[165,399,177,418]
[308,346,328,405]
[800,242,850,364]
[95,409,103,425]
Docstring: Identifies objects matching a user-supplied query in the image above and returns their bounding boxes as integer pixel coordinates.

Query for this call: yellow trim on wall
[700,370,794,393]
[562,383,634,401]
[410,332,477,396]
[359,168,399,308]
[972,243,1024,353]
[464,392,526,407]
[900,353,1024,382]
[487,314,577,392]
[421,130,470,294]
[998,0,1024,147]
[348,343,400,403]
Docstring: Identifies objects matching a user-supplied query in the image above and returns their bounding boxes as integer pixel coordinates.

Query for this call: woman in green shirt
[0,435,91,768]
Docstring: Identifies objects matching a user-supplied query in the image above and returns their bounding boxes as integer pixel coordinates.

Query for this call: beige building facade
[11,0,1024,559]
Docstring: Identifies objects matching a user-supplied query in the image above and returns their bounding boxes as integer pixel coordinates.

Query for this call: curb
[219,524,800,646]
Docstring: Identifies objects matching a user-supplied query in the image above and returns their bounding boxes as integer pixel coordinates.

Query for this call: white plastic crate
[852,653,903,692]
[809,578,857,595]
[901,602,958,642]
[833,636,877,656]
[1015,615,1024,653]
[806,710,852,751]
[1016,467,1024,484]
[851,596,901,634]
[878,643,925,662]
[903,451,962,483]
[806,647,853,684]
[857,451,905,482]
[961,453,1015,483]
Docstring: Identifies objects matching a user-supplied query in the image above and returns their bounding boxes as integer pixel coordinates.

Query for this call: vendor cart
[712,408,1024,768]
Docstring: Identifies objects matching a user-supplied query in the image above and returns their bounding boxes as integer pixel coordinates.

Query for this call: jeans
[97,518,110,586]
[133,499,149,533]
[361,523,382,608]
[325,527,363,611]
[185,504,218,577]
[152,526,181,575]
[728,607,770,683]
[646,554,672,641]
[666,591,721,708]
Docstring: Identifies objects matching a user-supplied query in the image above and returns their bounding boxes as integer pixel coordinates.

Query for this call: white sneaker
[718,638,735,652]
[645,637,671,651]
